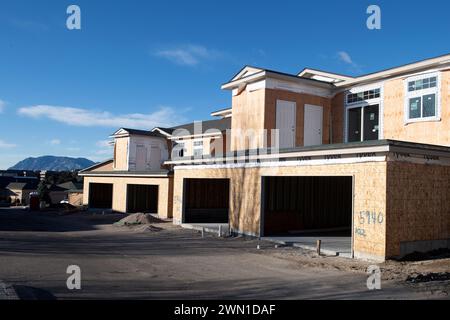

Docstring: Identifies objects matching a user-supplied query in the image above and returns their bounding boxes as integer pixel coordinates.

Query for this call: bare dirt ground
[0,207,448,299]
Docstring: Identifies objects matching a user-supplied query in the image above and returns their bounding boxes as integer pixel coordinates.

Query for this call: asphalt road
[0,207,437,300]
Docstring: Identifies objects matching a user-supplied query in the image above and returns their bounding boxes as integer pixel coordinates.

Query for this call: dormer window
[405,73,440,123]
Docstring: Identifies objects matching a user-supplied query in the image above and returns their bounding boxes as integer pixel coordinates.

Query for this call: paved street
[0,207,442,300]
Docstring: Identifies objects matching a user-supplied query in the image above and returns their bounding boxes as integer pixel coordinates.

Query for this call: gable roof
[168,118,231,138]
[221,66,334,90]
[110,128,165,138]
[7,181,38,190]
[336,52,450,87]
[223,53,450,91]
[152,117,231,138]
[57,181,83,191]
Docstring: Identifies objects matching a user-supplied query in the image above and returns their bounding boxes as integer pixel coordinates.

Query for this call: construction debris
[114,213,162,227]
[406,273,450,283]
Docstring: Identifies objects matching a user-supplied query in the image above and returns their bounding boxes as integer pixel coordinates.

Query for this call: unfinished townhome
[79,116,231,219]
[167,53,450,261]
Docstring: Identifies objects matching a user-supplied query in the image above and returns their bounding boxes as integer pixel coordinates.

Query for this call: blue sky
[0,0,449,169]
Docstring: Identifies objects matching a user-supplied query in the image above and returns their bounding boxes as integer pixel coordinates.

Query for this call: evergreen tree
[37,180,51,204]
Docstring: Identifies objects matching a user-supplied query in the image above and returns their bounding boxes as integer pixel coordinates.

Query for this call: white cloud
[337,51,362,73]
[95,149,112,156]
[337,51,353,65]
[0,100,6,113]
[155,44,222,66]
[95,140,113,156]
[96,140,113,148]
[50,139,61,145]
[18,105,185,129]
[0,139,16,148]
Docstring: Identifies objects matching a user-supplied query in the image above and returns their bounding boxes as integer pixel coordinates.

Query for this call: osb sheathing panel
[173,162,388,259]
[385,161,450,257]
[114,137,129,170]
[264,89,332,147]
[383,69,450,146]
[230,89,266,151]
[331,92,345,144]
[83,176,173,218]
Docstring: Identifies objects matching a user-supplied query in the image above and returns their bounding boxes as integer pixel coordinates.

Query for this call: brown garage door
[263,176,353,236]
[184,178,229,223]
[89,183,113,209]
[127,184,158,213]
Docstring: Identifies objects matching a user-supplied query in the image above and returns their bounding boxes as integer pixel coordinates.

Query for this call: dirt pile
[114,213,162,227]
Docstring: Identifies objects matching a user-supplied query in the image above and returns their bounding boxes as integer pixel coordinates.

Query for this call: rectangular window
[405,73,439,122]
[347,88,380,104]
[193,140,204,157]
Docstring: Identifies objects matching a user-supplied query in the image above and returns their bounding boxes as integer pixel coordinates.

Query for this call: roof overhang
[337,53,450,88]
[298,68,354,83]
[165,140,450,166]
[78,171,171,178]
[210,108,232,118]
[221,69,334,91]
[151,127,173,137]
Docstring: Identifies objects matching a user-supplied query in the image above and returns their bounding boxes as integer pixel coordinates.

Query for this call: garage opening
[127,184,158,213]
[262,176,353,236]
[183,178,230,223]
[89,183,113,209]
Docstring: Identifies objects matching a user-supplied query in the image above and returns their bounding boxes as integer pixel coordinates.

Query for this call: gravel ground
[0,207,448,300]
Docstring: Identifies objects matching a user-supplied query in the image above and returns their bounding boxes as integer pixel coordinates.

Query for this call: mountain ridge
[8,156,96,171]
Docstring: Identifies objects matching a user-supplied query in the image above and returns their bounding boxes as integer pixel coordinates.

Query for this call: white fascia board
[174,156,387,170]
[165,145,391,165]
[337,55,450,88]
[168,131,223,140]
[78,172,169,178]
[265,78,334,98]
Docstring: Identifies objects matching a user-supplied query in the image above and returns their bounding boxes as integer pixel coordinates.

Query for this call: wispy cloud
[154,44,223,66]
[0,100,6,113]
[18,105,186,129]
[9,18,49,32]
[96,140,112,148]
[0,139,16,148]
[337,51,362,73]
[94,140,113,157]
[49,139,61,145]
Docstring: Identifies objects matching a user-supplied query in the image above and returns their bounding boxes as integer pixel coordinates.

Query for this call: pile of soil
[114,213,162,227]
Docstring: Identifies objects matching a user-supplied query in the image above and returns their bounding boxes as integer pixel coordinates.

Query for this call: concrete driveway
[0,207,439,300]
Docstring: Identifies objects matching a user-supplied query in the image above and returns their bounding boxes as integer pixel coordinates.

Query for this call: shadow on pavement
[13,285,57,300]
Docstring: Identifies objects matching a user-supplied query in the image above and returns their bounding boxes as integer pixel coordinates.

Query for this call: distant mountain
[8,156,96,171]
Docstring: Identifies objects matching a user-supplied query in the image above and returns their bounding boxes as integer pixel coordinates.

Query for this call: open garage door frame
[183,178,230,223]
[261,176,354,237]
[88,183,113,209]
[126,184,159,214]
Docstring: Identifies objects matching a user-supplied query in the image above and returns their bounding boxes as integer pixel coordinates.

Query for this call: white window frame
[344,83,384,143]
[192,139,204,157]
[175,141,187,158]
[404,72,441,124]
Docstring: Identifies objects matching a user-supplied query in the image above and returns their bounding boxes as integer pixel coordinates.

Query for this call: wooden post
[316,240,322,255]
